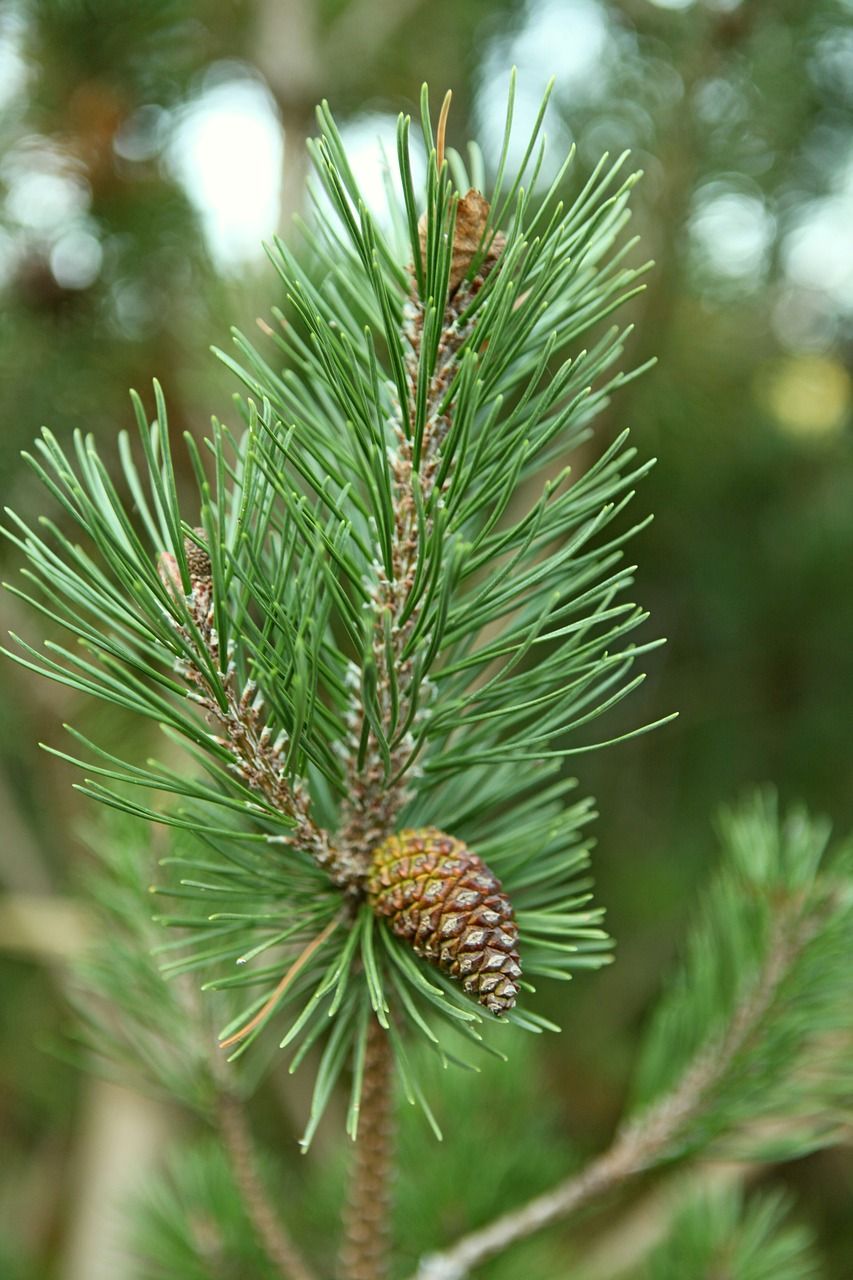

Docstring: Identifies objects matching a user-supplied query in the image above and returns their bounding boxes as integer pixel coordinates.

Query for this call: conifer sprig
[3,77,663,1141]
[158,531,338,878]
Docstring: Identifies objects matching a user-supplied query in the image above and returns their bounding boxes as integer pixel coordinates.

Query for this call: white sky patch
[0,227,16,289]
[50,225,103,290]
[689,186,776,282]
[343,114,424,218]
[2,142,90,232]
[782,158,853,313]
[337,114,408,215]
[0,8,29,113]
[170,85,426,271]
[169,73,283,271]
[476,0,604,183]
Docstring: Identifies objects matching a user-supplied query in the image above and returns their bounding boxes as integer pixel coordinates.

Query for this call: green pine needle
[641,1185,821,1280]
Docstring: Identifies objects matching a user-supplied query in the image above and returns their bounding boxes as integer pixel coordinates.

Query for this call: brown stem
[336,278,479,874]
[339,1017,396,1280]
[217,1089,318,1280]
[407,905,816,1280]
[160,536,343,882]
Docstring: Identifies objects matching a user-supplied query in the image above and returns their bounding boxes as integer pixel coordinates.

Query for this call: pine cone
[367,827,521,1015]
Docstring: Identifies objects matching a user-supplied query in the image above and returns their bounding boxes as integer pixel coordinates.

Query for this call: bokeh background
[1,0,852,1276]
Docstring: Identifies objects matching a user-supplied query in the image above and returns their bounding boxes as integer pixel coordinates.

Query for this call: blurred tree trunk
[59,1081,172,1280]
[254,0,428,232]
[254,0,319,234]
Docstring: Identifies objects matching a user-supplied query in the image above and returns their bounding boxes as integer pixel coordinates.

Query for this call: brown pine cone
[367,827,521,1015]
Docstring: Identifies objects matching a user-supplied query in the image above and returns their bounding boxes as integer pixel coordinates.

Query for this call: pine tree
[5,78,852,1280]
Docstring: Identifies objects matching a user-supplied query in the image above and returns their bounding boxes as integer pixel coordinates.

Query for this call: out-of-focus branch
[0,893,90,958]
[325,0,427,79]
[59,1080,171,1280]
[571,1160,757,1280]
[408,909,812,1280]
[216,1089,318,1280]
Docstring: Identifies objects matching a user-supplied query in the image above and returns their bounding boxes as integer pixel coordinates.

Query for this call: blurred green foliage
[1,0,851,1276]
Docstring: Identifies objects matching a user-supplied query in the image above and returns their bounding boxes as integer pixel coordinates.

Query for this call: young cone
[367,828,521,1014]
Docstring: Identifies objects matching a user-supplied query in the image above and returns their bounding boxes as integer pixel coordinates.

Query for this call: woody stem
[339,1018,396,1280]
[337,294,470,873]
[217,1089,317,1280]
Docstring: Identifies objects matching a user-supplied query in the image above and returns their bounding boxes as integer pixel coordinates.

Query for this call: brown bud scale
[418,188,506,298]
[367,827,521,1015]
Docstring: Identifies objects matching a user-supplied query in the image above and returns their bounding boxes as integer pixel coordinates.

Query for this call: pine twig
[184,959,317,1280]
[335,307,466,865]
[408,904,817,1280]
[336,173,498,874]
[160,535,343,882]
[339,1017,396,1280]
[336,157,507,1278]
[217,1088,318,1280]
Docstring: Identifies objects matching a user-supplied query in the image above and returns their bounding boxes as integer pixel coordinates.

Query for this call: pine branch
[4,76,658,1138]
[408,917,809,1280]
[159,531,343,883]
[619,898,823,1166]
[408,794,853,1278]
[339,1017,396,1280]
[216,1088,318,1280]
[336,171,502,870]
